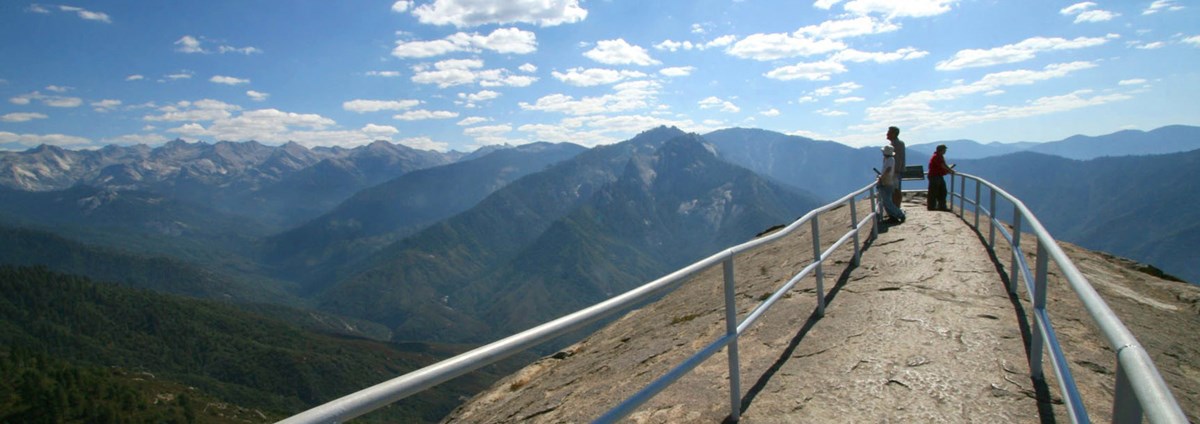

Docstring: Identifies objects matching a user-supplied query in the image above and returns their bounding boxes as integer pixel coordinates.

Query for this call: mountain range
[0,124,1197,421]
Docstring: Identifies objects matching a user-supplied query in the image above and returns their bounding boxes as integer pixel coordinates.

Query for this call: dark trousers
[928,176,947,210]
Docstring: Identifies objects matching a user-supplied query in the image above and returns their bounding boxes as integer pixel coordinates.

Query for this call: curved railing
[948,173,1186,423]
[280,182,881,423]
[281,175,1186,423]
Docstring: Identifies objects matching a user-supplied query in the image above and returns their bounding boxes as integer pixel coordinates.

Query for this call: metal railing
[281,174,1187,423]
[280,183,882,424]
[948,172,1187,423]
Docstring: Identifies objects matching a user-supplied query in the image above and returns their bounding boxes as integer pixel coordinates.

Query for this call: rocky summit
[443,195,1200,423]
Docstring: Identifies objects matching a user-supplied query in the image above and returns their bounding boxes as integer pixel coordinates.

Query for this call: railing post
[1009,207,1022,295]
[849,198,861,266]
[1112,357,1143,424]
[869,186,878,239]
[1030,240,1050,380]
[958,175,965,219]
[722,258,742,422]
[811,218,825,317]
[973,179,981,229]
[949,172,955,213]
[988,189,996,249]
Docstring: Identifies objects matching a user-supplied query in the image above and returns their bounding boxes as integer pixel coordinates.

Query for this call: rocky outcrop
[443,197,1200,423]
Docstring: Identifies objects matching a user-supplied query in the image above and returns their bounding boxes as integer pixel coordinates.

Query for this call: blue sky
[1,0,1198,152]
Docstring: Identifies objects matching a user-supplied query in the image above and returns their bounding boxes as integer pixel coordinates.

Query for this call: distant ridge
[910,125,1200,160]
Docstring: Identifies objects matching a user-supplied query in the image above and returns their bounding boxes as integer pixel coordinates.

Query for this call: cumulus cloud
[343,99,421,113]
[726,33,845,61]
[393,110,460,121]
[520,80,661,115]
[457,117,491,126]
[1,112,49,123]
[1060,2,1120,23]
[831,47,928,63]
[126,74,145,81]
[175,35,262,54]
[936,35,1115,70]
[1181,35,1200,47]
[457,90,501,107]
[367,71,402,77]
[519,63,538,73]
[795,16,900,39]
[144,99,242,122]
[247,90,269,101]
[655,35,737,52]
[698,96,741,113]
[1118,78,1147,86]
[764,60,847,81]
[760,109,781,117]
[210,75,250,85]
[9,91,83,108]
[552,68,647,86]
[814,82,862,97]
[392,27,536,58]
[411,58,538,88]
[584,39,660,66]
[863,61,1109,132]
[391,1,413,12]
[92,99,122,112]
[659,66,695,77]
[409,0,587,27]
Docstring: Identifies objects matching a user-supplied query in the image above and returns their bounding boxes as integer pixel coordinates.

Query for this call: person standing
[879,145,906,224]
[927,144,956,211]
[887,126,906,208]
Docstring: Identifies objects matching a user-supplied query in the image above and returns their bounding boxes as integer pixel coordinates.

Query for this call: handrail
[281,174,1187,423]
[948,172,1187,423]
[280,182,881,424]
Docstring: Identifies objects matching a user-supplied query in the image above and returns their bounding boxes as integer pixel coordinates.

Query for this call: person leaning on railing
[927,144,955,211]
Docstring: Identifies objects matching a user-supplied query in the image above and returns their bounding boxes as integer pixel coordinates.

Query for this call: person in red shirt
[927,144,955,211]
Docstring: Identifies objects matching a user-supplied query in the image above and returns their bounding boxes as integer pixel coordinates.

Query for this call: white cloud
[45,85,70,93]
[726,32,845,61]
[411,58,538,88]
[144,99,242,122]
[1135,41,1166,49]
[655,35,737,52]
[760,109,781,117]
[92,99,122,112]
[834,96,865,103]
[764,60,847,81]
[1,112,48,123]
[392,27,537,58]
[813,0,843,10]
[102,133,170,146]
[174,35,261,54]
[410,0,587,27]
[457,90,501,107]
[815,109,848,117]
[698,96,741,113]
[175,35,205,53]
[814,82,862,96]
[342,99,421,113]
[837,0,956,18]
[393,110,460,121]
[126,74,145,81]
[464,124,524,146]
[211,75,250,85]
[552,68,647,86]
[1143,0,1184,14]
[584,39,660,66]
[247,90,270,101]
[391,1,413,12]
[165,71,194,81]
[520,80,661,115]
[862,62,1107,132]
[519,63,538,73]
[1118,78,1147,86]
[367,71,402,77]
[397,136,450,151]
[166,108,344,146]
[1060,2,1120,23]
[832,47,928,63]
[795,16,900,39]
[936,35,1115,70]
[9,91,82,108]
[1184,35,1200,47]
[458,117,491,126]
[0,131,92,148]
[35,5,111,23]
[659,66,695,77]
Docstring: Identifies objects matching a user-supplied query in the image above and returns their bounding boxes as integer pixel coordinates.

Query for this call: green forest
[0,266,511,423]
